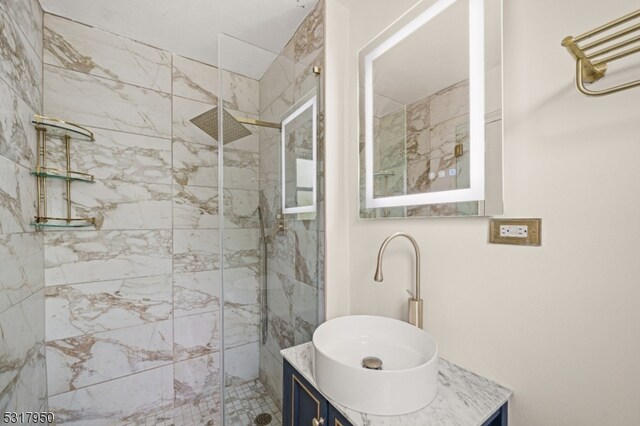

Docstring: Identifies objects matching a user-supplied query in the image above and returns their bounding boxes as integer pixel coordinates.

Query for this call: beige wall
[326,0,640,424]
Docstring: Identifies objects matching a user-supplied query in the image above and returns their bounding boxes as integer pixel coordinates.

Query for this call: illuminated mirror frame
[363,0,485,209]
[282,94,318,214]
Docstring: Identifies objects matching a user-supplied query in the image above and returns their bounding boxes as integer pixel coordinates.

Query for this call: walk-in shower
[185,28,325,425]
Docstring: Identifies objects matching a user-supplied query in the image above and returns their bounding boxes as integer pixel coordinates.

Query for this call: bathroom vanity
[282,342,511,426]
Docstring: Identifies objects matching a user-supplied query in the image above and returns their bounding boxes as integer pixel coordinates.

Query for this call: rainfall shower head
[190,107,252,144]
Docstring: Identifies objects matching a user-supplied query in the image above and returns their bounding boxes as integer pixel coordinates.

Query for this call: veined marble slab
[44,230,172,286]
[224,341,259,386]
[288,0,324,67]
[294,51,323,102]
[406,97,431,164]
[44,65,171,138]
[45,274,173,341]
[3,0,43,59]
[174,312,220,361]
[224,306,259,350]
[260,55,295,115]
[222,148,260,190]
[222,188,259,229]
[173,184,218,230]
[46,319,173,395]
[258,128,281,190]
[45,127,172,185]
[290,225,319,286]
[429,114,468,160]
[173,229,219,273]
[0,232,43,314]
[268,231,297,278]
[291,281,318,339]
[174,352,220,406]
[0,290,45,396]
[221,70,259,116]
[223,266,259,309]
[44,14,171,93]
[0,313,46,414]
[46,179,172,230]
[172,140,217,187]
[0,158,37,234]
[172,55,219,104]
[282,342,512,426]
[48,364,174,425]
[430,79,469,126]
[174,270,220,318]
[259,342,283,407]
[223,228,260,269]
[0,77,38,168]
[0,1,42,112]
[263,270,294,321]
[264,311,295,366]
[260,86,295,125]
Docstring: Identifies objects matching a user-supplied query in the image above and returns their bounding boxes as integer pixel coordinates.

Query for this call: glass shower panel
[219,31,324,425]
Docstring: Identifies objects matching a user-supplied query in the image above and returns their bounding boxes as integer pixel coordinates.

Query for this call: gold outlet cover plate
[489,218,542,246]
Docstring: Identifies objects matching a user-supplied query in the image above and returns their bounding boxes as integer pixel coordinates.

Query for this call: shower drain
[254,413,272,425]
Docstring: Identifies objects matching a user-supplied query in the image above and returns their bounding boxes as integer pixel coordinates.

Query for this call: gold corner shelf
[31,217,96,229]
[32,115,95,141]
[32,167,96,183]
[31,115,97,230]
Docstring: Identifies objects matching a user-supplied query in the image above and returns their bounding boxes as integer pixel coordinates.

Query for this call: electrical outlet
[499,225,528,238]
[490,218,541,246]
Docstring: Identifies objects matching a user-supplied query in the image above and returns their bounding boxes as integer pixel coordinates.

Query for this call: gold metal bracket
[235,116,281,130]
[562,9,640,96]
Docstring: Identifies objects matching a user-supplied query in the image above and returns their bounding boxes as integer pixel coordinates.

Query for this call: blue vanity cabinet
[283,359,507,426]
[482,403,508,426]
[327,404,353,426]
[283,360,354,426]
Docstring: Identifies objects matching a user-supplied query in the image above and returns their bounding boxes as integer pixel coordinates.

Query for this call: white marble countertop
[281,342,512,426]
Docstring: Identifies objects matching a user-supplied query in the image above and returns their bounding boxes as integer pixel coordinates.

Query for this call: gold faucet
[374,232,423,329]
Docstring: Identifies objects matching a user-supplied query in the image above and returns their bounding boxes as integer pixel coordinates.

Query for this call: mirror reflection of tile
[362,78,480,218]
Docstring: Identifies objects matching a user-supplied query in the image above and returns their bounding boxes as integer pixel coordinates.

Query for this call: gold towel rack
[562,9,640,96]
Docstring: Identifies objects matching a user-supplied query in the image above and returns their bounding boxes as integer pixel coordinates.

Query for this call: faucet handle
[406,289,416,299]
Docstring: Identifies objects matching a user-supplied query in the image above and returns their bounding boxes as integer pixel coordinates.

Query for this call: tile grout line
[170,51,177,412]
[4,1,43,62]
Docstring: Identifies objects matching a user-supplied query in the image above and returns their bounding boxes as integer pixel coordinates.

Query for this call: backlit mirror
[282,91,317,214]
[359,0,503,218]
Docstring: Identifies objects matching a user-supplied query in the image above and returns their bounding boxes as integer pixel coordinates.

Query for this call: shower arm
[236,117,281,130]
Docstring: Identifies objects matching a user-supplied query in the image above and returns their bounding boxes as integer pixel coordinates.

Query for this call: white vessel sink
[313,315,438,416]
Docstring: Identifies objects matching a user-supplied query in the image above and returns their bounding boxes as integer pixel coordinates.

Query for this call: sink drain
[362,356,383,370]
[254,413,272,425]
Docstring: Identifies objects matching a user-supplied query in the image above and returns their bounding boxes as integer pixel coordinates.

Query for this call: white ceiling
[39,0,318,80]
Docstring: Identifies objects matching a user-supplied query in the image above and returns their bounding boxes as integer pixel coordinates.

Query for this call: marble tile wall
[0,0,46,414]
[42,15,175,424]
[257,0,325,406]
[41,14,261,424]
